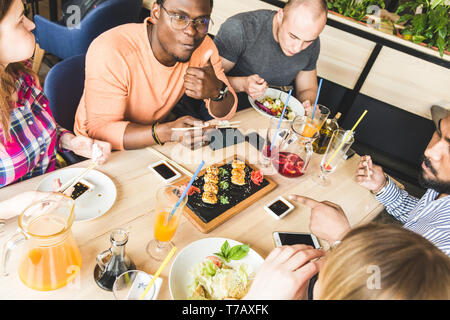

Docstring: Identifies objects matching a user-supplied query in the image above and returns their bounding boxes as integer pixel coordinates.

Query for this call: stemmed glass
[313,129,354,186]
[146,185,187,261]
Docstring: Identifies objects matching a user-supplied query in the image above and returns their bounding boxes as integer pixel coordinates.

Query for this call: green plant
[395,0,449,57]
[327,0,386,21]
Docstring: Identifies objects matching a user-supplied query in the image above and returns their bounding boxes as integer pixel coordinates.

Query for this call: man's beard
[173,52,193,63]
[418,155,450,194]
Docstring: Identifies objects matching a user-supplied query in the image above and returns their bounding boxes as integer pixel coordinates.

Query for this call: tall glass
[313,129,354,186]
[146,185,187,261]
[261,117,291,169]
[305,104,330,137]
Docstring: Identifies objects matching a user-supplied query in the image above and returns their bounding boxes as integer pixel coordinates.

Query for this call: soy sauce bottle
[94,229,136,291]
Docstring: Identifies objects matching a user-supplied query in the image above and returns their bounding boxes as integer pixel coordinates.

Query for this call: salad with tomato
[254,96,295,120]
[188,241,252,300]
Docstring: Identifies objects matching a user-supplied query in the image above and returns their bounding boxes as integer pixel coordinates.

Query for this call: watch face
[211,83,228,101]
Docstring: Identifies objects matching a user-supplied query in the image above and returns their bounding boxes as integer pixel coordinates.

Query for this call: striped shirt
[0,69,69,187]
[377,176,450,255]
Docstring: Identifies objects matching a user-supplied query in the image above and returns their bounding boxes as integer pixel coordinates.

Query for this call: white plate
[169,237,264,300]
[37,168,117,222]
[248,88,305,122]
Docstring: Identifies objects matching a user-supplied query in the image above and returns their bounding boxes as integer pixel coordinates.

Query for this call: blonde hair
[318,223,450,300]
[0,0,32,142]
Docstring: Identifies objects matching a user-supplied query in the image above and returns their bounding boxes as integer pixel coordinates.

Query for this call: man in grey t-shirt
[214,0,327,111]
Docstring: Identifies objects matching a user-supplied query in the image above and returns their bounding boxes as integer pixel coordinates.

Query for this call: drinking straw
[138,246,177,300]
[168,160,205,220]
[270,89,292,152]
[325,110,368,168]
[311,78,323,121]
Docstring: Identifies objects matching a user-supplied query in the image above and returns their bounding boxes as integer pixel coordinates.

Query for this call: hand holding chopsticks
[355,155,388,194]
[171,120,241,131]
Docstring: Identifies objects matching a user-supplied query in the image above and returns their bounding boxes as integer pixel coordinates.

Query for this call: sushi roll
[206,165,219,176]
[204,173,219,184]
[204,182,219,194]
[202,191,218,204]
[232,160,246,170]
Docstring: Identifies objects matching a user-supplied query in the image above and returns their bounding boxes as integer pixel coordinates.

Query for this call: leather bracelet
[152,122,164,146]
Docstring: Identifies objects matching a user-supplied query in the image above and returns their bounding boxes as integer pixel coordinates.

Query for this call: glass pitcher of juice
[1,195,82,291]
[273,115,320,178]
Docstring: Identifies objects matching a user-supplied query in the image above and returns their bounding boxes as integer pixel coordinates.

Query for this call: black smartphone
[344,148,356,160]
[245,132,265,152]
[206,128,245,151]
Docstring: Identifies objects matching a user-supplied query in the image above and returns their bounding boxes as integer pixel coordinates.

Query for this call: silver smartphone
[273,231,321,249]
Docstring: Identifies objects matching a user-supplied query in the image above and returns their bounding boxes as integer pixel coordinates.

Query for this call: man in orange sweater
[74,0,237,150]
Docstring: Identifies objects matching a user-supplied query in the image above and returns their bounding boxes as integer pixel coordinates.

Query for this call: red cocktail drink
[273,152,305,178]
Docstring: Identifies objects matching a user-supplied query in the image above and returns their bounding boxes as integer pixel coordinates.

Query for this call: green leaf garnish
[214,240,250,262]
[219,167,228,177]
[219,181,229,190]
[219,195,229,205]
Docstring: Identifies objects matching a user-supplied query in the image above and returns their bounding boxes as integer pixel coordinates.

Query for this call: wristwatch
[210,82,229,101]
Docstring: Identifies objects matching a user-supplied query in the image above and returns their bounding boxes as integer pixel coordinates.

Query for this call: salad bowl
[169,237,264,300]
[248,88,305,121]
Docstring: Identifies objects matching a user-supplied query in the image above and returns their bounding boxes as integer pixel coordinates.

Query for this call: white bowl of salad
[248,88,305,121]
[169,237,264,300]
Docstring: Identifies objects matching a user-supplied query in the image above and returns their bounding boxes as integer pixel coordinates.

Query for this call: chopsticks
[171,121,241,131]
[363,161,371,180]
[58,162,97,194]
[147,147,193,177]
[269,84,294,92]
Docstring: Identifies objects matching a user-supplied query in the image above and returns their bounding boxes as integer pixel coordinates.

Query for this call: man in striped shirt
[289,108,450,255]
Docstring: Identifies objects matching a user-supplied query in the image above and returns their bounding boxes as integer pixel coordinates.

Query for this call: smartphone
[264,196,294,220]
[148,160,182,183]
[273,231,321,249]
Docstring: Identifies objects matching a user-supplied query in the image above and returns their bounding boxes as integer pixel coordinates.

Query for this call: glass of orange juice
[304,104,330,137]
[146,185,187,261]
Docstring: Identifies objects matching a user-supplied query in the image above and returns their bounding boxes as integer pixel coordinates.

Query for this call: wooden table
[0,109,384,300]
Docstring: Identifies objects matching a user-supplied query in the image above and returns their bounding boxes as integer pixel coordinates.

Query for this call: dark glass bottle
[94,229,136,291]
[313,112,341,154]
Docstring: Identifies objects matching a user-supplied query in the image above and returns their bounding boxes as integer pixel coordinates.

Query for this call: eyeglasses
[160,5,213,34]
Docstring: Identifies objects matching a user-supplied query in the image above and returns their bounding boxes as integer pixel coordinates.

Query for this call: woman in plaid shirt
[0,0,111,191]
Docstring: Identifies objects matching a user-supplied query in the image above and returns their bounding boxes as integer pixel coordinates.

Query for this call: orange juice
[154,211,179,242]
[17,214,82,291]
[302,119,320,138]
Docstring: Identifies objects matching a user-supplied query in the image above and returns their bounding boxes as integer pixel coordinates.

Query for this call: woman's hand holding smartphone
[243,244,325,300]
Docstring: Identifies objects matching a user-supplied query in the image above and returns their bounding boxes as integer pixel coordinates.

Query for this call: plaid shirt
[0,69,69,187]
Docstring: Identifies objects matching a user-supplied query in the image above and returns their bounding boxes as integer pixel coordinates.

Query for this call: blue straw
[311,78,323,121]
[168,160,205,220]
[270,89,292,152]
